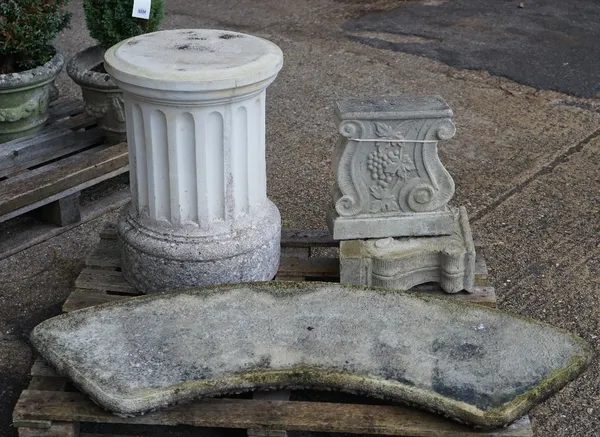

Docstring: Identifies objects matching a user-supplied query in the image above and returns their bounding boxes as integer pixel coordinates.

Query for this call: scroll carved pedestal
[327,96,457,240]
[330,96,476,294]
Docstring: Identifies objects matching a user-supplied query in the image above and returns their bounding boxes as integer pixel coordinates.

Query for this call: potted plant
[67,0,164,142]
[0,0,71,143]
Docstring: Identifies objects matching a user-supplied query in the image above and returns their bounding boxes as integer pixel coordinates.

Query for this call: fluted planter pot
[67,45,126,143]
[0,51,64,143]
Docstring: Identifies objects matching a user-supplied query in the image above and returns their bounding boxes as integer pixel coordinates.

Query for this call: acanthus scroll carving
[332,113,456,216]
[334,120,367,217]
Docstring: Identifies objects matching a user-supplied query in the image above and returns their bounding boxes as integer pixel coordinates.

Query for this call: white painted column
[105,29,283,292]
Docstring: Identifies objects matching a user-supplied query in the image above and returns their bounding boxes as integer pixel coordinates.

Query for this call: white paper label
[132,0,151,19]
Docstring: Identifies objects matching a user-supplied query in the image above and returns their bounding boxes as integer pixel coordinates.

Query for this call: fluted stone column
[104,29,283,292]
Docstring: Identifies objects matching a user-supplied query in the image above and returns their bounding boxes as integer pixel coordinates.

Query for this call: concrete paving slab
[32,282,591,427]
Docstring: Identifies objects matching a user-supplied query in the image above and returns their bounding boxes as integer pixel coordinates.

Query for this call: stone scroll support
[104,29,283,292]
[340,207,476,294]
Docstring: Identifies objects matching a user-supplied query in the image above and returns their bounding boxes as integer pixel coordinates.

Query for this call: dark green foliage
[0,0,71,74]
[83,0,164,49]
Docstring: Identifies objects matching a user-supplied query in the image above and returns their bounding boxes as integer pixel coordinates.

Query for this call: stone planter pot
[0,52,64,143]
[67,45,126,143]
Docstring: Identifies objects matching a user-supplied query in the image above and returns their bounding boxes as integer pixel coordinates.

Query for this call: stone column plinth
[104,29,283,292]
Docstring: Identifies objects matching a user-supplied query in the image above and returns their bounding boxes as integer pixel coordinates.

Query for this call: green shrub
[83,0,164,49]
[0,0,71,74]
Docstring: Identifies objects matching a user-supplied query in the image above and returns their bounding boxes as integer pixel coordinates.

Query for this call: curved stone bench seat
[31,282,592,428]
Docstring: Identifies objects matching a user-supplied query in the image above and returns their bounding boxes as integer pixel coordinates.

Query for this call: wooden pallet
[0,99,130,260]
[64,225,496,311]
[13,227,533,437]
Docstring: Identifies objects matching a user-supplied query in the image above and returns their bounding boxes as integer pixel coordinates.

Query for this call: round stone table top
[104,29,283,92]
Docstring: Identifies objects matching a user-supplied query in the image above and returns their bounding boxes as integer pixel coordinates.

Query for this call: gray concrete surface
[1,0,599,435]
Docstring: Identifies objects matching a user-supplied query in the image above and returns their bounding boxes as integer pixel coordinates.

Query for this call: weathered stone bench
[31,282,592,429]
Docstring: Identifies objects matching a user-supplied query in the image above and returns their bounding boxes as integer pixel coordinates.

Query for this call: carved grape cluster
[367,148,400,188]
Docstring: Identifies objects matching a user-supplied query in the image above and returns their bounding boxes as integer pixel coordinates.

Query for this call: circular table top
[104,29,283,92]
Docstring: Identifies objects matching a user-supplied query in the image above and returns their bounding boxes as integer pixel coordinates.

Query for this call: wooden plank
[474,255,489,285]
[281,229,337,248]
[99,223,118,240]
[0,187,130,261]
[280,230,485,250]
[18,422,79,437]
[0,165,127,224]
[0,132,105,179]
[81,434,132,437]
[62,289,130,313]
[248,391,291,437]
[1,104,94,176]
[278,257,339,277]
[0,128,104,187]
[13,390,533,437]
[85,239,120,269]
[28,376,67,392]
[281,247,310,258]
[48,99,85,120]
[60,113,96,131]
[75,268,136,294]
[0,140,128,219]
[35,193,81,227]
[30,360,59,378]
[413,286,496,307]
[0,127,76,173]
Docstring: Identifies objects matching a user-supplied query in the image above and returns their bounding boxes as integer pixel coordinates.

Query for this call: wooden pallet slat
[75,268,136,294]
[278,256,339,277]
[98,223,118,240]
[60,113,96,131]
[79,226,494,305]
[48,99,85,120]
[0,98,130,262]
[281,228,337,248]
[30,359,60,378]
[85,238,120,268]
[0,187,130,261]
[13,390,532,437]
[62,289,130,312]
[0,140,127,219]
[0,127,76,174]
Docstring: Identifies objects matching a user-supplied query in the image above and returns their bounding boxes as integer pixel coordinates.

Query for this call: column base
[118,201,281,293]
[339,206,475,294]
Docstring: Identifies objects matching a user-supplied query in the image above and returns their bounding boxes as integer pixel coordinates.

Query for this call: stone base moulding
[340,206,475,293]
[327,207,455,240]
[118,201,281,292]
[104,29,284,292]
